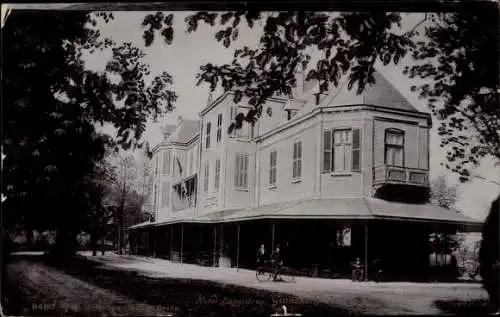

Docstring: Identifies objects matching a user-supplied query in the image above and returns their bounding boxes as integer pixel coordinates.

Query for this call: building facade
[128,70,481,280]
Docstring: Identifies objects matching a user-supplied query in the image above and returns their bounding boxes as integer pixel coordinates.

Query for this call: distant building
[127,70,482,280]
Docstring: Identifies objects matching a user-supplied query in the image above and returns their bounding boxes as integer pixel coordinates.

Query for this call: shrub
[479,195,499,311]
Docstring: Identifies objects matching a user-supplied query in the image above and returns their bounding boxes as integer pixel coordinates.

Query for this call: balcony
[373,165,429,188]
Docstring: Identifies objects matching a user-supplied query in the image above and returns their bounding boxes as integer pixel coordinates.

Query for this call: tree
[429,174,458,209]
[2,10,176,257]
[84,149,116,256]
[428,175,462,269]
[405,11,499,183]
[103,151,152,253]
[480,195,499,311]
[110,154,137,253]
[142,7,497,180]
[135,150,155,221]
[142,11,413,131]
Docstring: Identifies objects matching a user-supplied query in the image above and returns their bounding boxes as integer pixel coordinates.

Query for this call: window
[322,130,332,173]
[335,226,352,247]
[322,128,362,173]
[333,130,352,172]
[352,129,361,171]
[269,150,277,186]
[205,122,211,149]
[214,158,221,190]
[385,129,405,167]
[155,156,158,175]
[204,160,209,193]
[217,114,222,142]
[153,184,158,217]
[229,106,249,139]
[161,181,170,208]
[293,141,302,180]
[162,150,171,175]
[234,153,249,190]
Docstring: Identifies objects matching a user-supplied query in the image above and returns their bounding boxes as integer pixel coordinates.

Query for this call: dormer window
[385,129,405,167]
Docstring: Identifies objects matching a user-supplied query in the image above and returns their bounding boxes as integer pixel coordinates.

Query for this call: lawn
[2,253,345,317]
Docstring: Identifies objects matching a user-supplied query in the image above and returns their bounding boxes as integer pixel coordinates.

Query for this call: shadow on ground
[2,253,353,317]
[432,298,493,316]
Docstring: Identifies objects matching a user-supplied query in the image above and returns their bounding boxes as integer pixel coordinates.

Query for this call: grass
[432,298,492,316]
[2,254,351,317]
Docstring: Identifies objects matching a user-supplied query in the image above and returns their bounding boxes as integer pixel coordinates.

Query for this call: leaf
[161,27,174,45]
[233,90,243,104]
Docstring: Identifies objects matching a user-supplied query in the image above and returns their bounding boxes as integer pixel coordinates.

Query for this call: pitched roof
[167,119,199,144]
[329,70,418,112]
[218,197,482,230]
[127,198,483,232]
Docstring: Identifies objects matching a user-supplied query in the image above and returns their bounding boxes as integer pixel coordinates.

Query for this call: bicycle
[256,262,295,283]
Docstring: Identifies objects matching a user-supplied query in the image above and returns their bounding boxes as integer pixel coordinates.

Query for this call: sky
[6,7,500,220]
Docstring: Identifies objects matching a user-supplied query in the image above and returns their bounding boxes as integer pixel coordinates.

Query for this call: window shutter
[243,154,248,188]
[352,128,361,171]
[322,130,332,173]
[235,154,240,187]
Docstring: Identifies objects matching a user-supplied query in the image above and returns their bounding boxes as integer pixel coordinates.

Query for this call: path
[82,252,488,315]
[3,255,174,316]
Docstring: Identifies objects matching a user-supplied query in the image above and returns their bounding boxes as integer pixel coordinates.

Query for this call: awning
[364,198,483,231]
[127,197,483,231]
[127,221,155,230]
[194,208,244,222]
[221,197,484,231]
[222,198,373,222]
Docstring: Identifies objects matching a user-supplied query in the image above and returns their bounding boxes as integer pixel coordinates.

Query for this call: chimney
[294,72,304,96]
[311,81,321,105]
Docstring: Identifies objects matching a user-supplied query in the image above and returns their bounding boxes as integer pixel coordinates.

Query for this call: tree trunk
[101,235,105,255]
[91,233,97,256]
[50,229,78,260]
[26,229,34,248]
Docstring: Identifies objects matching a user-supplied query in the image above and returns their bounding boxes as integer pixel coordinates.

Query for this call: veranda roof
[127,221,155,230]
[127,198,483,231]
[218,197,483,231]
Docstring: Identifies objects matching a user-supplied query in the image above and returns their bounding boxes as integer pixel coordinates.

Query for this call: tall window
[153,184,157,210]
[155,156,158,175]
[162,150,171,175]
[293,141,302,180]
[333,130,352,172]
[161,181,170,208]
[194,145,198,170]
[214,158,221,190]
[205,122,211,149]
[269,150,277,186]
[322,128,362,173]
[204,160,209,193]
[217,114,222,142]
[234,153,249,190]
[385,129,405,167]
